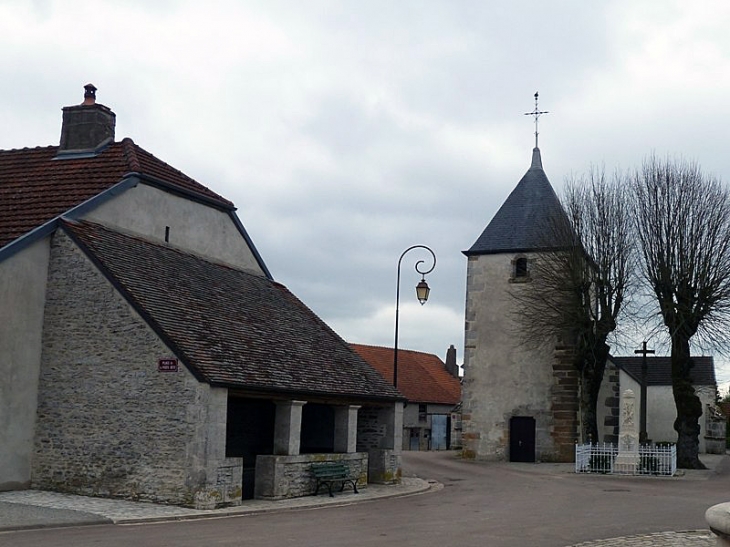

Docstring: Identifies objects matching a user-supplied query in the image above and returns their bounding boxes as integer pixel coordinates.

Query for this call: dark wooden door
[509,416,536,462]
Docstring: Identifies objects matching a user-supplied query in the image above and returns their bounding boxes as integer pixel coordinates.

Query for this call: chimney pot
[82,83,97,105]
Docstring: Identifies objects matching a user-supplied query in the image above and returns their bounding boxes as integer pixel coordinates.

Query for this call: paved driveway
[1,451,728,547]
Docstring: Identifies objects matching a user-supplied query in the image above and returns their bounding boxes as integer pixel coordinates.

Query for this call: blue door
[431,415,448,450]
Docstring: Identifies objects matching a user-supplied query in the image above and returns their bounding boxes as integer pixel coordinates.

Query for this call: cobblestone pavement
[0,477,433,528]
[566,530,715,546]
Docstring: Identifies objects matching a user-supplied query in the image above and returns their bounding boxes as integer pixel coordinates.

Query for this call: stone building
[600,356,723,453]
[459,141,723,462]
[0,85,404,508]
[351,344,461,450]
[460,145,578,463]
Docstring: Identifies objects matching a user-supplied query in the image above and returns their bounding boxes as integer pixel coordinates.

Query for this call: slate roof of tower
[61,219,401,401]
[465,147,569,256]
[0,138,233,249]
[612,356,716,387]
[350,344,461,405]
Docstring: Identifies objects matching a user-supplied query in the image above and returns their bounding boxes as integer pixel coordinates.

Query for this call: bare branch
[632,154,730,468]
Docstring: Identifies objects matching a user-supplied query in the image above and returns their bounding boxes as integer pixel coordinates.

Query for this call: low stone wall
[254,453,368,500]
[193,458,243,510]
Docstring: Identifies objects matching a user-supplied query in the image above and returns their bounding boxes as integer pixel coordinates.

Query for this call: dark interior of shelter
[300,403,335,453]
[226,397,275,499]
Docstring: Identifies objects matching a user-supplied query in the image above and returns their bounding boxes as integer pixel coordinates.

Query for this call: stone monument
[614,389,640,474]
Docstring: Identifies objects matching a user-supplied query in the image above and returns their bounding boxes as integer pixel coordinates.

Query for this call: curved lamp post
[393,245,436,389]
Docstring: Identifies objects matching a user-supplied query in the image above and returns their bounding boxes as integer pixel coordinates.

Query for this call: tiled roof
[465,147,570,256]
[0,138,233,249]
[611,356,716,387]
[62,220,401,401]
[350,344,461,405]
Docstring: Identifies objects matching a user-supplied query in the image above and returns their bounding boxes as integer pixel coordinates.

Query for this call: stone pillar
[381,402,404,451]
[334,405,361,453]
[614,389,639,474]
[274,400,307,456]
[194,387,243,509]
[368,402,404,484]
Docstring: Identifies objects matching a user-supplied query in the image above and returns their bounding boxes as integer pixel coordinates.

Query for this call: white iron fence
[575,443,677,476]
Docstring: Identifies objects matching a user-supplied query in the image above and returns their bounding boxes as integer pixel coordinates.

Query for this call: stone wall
[357,406,387,450]
[356,405,402,482]
[705,406,727,454]
[461,253,558,461]
[0,238,50,491]
[84,183,265,275]
[550,347,579,461]
[254,452,368,499]
[32,231,240,508]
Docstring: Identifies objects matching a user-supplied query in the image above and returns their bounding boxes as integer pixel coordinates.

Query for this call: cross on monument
[634,341,655,444]
[524,91,549,148]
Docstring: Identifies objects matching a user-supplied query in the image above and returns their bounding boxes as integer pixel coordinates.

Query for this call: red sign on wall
[158,358,179,372]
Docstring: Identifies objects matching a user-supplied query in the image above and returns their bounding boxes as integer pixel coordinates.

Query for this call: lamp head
[416,278,430,305]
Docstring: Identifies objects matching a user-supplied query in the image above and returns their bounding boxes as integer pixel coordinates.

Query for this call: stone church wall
[551,347,579,460]
[32,231,240,508]
[462,253,569,461]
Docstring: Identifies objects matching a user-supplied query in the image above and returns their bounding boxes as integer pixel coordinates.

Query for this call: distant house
[351,344,461,450]
[0,85,404,508]
[598,356,724,453]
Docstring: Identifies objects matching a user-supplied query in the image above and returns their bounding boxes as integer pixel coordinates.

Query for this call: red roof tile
[0,139,233,248]
[350,344,461,405]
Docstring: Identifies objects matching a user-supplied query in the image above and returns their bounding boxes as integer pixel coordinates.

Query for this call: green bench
[311,462,359,497]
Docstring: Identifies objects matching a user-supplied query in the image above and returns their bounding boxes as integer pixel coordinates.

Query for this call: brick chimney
[58,84,116,154]
[445,345,460,378]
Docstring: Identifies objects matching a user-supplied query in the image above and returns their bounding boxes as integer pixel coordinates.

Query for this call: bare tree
[633,155,730,469]
[511,167,635,442]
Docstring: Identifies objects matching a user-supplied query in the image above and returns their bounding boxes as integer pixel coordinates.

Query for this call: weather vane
[524,92,549,148]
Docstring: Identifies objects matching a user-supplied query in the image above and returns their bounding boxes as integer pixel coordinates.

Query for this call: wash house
[0,85,403,508]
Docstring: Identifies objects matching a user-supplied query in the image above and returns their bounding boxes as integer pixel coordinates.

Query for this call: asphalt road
[1,451,728,547]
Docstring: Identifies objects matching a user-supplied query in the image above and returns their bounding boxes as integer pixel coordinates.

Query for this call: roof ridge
[350,342,439,358]
[0,144,58,154]
[120,137,140,172]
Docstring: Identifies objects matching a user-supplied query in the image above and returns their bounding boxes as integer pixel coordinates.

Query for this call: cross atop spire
[524,92,549,148]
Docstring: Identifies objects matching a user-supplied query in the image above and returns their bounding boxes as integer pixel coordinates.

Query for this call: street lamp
[393,245,436,389]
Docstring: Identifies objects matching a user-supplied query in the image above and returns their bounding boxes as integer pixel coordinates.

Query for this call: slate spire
[465,93,568,256]
[464,145,567,256]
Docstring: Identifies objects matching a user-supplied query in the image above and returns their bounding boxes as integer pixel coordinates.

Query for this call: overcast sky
[3,0,730,391]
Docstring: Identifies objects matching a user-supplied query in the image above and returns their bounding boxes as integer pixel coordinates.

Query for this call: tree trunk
[671,335,706,469]
[579,343,609,444]
[580,373,598,443]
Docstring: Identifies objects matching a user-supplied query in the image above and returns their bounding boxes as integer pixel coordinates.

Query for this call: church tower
[460,95,578,462]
